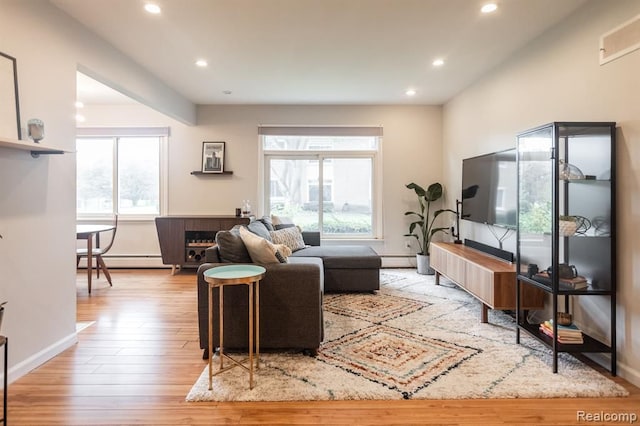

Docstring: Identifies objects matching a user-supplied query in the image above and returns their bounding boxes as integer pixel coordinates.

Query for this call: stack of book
[533,272,589,289]
[539,320,584,344]
[559,275,588,289]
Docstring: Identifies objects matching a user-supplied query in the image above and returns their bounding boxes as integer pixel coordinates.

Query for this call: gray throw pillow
[274,223,296,230]
[215,228,252,263]
[257,215,275,231]
[248,220,272,241]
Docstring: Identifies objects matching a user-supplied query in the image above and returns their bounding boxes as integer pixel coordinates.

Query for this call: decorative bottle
[242,200,252,217]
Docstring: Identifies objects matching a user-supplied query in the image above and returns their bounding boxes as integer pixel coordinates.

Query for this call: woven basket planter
[559,220,577,236]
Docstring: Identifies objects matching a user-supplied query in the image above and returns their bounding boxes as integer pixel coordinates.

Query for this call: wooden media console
[430,242,544,323]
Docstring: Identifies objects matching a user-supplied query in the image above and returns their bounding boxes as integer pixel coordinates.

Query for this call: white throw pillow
[270,226,306,252]
[239,226,290,264]
[271,215,293,226]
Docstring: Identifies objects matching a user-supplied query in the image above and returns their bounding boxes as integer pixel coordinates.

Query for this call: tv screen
[461,148,517,229]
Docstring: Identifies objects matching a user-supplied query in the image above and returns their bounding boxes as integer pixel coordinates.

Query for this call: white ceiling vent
[600,13,640,65]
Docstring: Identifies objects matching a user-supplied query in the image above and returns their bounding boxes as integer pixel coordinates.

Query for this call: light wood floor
[5,269,639,425]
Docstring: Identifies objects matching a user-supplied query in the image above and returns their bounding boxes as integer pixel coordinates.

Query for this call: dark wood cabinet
[155,215,250,274]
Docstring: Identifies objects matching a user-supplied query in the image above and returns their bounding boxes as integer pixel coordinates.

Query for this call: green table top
[204,264,266,280]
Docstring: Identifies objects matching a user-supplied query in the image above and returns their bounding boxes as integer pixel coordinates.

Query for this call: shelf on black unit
[517,274,614,296]
[518,322,612,353]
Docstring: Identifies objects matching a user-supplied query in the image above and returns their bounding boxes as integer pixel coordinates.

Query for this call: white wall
[80,103,444,266]
[443,0,640,385]
[0,0,194,382]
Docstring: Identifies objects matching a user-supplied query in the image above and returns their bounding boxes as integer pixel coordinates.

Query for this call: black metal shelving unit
[515,122,616,375]
[1,336,7,425]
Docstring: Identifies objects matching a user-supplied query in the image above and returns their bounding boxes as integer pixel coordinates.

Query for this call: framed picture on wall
[0,51,22,140]
[201,141,225,173]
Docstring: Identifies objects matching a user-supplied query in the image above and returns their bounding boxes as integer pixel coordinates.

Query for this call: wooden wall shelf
[0,136,65,157]
[190,171,233,175]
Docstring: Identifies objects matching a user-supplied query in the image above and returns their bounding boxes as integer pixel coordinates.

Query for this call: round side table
[203,264,266,390]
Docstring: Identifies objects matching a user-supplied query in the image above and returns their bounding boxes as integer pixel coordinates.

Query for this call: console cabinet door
[464,263,493,305]
[155,217,184,265]
[431,244,465,285]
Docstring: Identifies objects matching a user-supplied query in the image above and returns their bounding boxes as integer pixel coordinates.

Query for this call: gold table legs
[207,280,260,390]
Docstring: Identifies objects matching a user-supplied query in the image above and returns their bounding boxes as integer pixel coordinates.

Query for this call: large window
[260,127,382,238]
[76,128,167,217]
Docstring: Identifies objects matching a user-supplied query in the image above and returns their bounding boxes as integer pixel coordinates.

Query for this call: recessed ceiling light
[406,89,416,96]
[195,59,208,67]
[144,3,161,14]
[432,58,445,67]
[75,101,84,108]
[75,114,86,123]
[481,3,498,13]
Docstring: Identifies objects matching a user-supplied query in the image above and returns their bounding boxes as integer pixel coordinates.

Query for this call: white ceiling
[53,0,587,106]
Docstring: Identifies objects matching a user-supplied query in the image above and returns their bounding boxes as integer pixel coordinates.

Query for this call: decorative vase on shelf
[27,118,45,143]
[241,200,252,217]
[559,217,578,236]
[558,159,584,180]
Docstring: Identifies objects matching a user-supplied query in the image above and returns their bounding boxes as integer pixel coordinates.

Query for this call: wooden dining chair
[76,214,118,287]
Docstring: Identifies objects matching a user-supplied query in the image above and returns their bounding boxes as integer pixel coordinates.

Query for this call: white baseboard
[586,353,640,388]
[78,256,169,269]
[79,255,415,270]
[381,256,414,268]
[4,332,78,385]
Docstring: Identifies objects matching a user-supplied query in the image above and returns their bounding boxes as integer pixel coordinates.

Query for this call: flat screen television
[461,148,517,229]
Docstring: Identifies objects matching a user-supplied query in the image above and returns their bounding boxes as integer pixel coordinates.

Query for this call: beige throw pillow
[239,226,290,264]
[269,226,306,252]
[271,215,293,226]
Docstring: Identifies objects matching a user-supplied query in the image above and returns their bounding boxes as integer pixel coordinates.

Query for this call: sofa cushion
[248,220,272,241]
[239,226,290,264]
[270,226,306,252]
[215,228,252,263]
[290,245,381,269]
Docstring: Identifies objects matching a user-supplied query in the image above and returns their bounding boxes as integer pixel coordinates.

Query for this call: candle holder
[27,118,44,143]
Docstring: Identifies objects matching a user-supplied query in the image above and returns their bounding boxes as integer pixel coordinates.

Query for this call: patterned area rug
[186,269,627,401]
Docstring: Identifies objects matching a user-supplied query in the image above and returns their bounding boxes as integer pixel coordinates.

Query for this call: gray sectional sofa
[196,219,381,357]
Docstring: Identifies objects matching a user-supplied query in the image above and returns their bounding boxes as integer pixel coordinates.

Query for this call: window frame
[76,127,169,221]
[260,131,383,240]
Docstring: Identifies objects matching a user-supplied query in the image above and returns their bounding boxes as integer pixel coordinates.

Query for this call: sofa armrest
[302,231,320,246]
[204,245,221,262]
[197,261,323,350]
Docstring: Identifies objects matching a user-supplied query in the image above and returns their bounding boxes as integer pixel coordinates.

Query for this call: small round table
[203,264,266,390]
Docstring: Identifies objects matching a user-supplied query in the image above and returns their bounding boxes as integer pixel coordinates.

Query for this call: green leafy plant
[404,182,456,255]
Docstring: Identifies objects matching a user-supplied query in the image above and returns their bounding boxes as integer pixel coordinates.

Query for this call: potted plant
[404,182,456,274]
